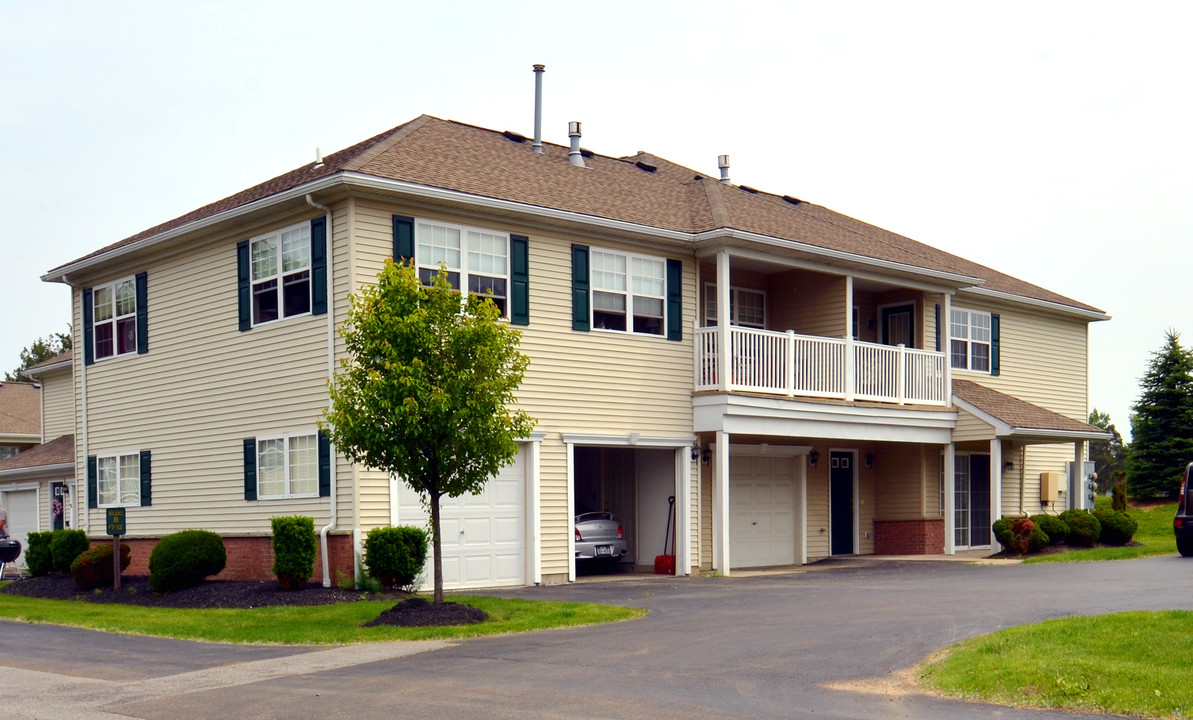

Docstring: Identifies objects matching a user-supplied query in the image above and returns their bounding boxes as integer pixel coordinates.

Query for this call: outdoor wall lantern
[701,448,712,465]
[809,451,820,467]
[1005,459,1015,470]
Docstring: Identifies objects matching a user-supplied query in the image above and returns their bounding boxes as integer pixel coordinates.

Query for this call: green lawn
[1023,499,1177,564]
[920,611,1193,718]
[0,593,644,644]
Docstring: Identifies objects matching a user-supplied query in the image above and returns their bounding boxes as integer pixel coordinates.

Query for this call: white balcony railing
[694,326,949,406]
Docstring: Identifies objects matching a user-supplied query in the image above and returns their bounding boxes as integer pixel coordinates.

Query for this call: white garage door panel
[730,457,796,568]
[3,489,38,567]
[395,447,526,590]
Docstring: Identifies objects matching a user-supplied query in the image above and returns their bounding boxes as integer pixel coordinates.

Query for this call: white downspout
[307,194,338,587]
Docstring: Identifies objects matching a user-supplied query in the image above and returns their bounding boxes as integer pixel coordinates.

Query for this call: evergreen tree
[1088,409,1125,495]
[1127,331,1193,497]
[4,330,72,381]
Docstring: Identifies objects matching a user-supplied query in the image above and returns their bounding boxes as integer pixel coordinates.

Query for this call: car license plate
[596,545,612,556]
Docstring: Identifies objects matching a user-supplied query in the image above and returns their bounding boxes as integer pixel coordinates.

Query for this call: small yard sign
[105,507,126,536]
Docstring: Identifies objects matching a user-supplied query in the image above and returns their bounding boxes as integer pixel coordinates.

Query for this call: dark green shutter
[318,431,331,497]
[510,234,530,326]
[311,217,327,316]
[392,215,414,262]
[243,438,257,501]
[572,244,590,331]
[666,258,682,341]
[87,456,97,508]
[139,450,152,506]
[934,304,941,353]
[135,272,148,355]
[83,288,94,365]
[237,240,251,331]
[990,313,1001,376]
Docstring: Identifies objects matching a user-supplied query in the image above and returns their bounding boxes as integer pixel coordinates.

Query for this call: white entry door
[730,456,796,568]
[395,446,526,591]
[3,489,38,567]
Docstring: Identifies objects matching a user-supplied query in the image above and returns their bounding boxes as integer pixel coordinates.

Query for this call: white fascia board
[694,229,985,289]
[0,433,41,445]
[960,287,1110,322]
[561,432,698,448]
[693,395,956,444]
[25,359,73,376]
[0,463,73,480]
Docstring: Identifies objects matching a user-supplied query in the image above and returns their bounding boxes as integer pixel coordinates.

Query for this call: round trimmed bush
[1030,514,1070,545]
[149,530,227,593]
[1093,508,1137,545]
[365,526,429,590]
[992,518,1015,548]
[70,542,131,590]
[1060,509,1101,547]
[50,529,90,573]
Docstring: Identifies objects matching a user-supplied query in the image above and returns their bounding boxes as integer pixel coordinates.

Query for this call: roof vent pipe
[568,121,586,167]
[718,155,731,184]
[314,147,324,168]
[532,64,545,154]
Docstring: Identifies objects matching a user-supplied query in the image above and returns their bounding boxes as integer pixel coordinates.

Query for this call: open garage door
[395,446,526,591]
[730,456,797,568]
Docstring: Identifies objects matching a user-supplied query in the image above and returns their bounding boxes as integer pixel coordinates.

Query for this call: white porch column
[717,251,731,392]
[677,447,692,576]
[944,443,956,555]
[943,293,953,404]
[798,455,808,565]
[713,431,731,575]
[989,438,1002,553]
[844,275,855,401]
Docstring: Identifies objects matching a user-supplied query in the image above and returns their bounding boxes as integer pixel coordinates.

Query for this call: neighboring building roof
[25,350,72,374]
[46,115,1103,315]
[952,379,1104,438]
[0,434,74,473]
[0,381,41,436]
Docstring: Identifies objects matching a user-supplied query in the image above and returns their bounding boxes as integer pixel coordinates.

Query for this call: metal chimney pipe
[718,155,731,184]
[568,121,586,167]
[532,64,545,154]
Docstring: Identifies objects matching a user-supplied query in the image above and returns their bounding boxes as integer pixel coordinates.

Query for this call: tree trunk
[430,490,444,603]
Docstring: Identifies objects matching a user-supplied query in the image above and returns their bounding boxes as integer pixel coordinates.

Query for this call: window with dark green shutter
[392,215,414,261]
[238,220,318,328]
[87,275,145,360]
[572,244,590,331]
[243,438,257,501]
[510,234,530,326]
[139,450,152,506]
[666,258,682,341]
[318,431,331,497]
[87,455,97,508]
[311,217,327,316]
[990,313,1001,376]
[82,288,94,365]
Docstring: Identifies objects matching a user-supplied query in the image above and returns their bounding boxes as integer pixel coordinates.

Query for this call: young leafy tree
[4,330,72,381]
[323,260,534,603]
[1087,408,1126,495]
[1127,331,1193,498]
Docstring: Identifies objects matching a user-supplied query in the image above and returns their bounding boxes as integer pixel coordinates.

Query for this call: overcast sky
[3,1,1190,439]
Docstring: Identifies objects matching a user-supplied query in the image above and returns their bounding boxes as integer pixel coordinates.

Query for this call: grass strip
[920,611,1193,718]
[1024,501,1177,564]
[0,594,644,645]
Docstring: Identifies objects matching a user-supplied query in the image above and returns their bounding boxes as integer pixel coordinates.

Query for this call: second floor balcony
[695,325,949,406]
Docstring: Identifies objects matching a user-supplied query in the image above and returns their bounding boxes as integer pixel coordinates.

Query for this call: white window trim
[703,283,766,329]
[591,247,667,336]
[950,306,992,374]
[415,218,511,315]
[249,221,313,328]
[92,275,138,361]
[96,450,140,508]
[256,431,320,500]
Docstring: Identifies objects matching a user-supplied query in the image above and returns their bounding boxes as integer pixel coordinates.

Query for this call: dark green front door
[830,451,854,555]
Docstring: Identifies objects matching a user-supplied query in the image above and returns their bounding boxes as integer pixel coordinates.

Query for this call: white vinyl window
[703,285,766,329]
[250,223,311,325]
[416,221,509,314]
[257,433,318,499]
[592,249,665,335]
[93,277,138,359]
[950,308,991,372]
[0,446,19,461]
[97,452,140,507]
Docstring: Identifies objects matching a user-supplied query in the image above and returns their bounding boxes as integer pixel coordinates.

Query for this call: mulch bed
[0,574,490,625]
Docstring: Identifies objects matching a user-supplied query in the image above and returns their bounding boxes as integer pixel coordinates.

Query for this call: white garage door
[730,456,796,568]
[395,446,526,591]
[3,489,38,568]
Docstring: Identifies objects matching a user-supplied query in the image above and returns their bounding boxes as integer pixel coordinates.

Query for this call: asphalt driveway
[3,556,1191,719]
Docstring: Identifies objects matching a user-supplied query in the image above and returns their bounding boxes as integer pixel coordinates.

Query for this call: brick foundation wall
[873,519,944,555]
[111,535,355,582]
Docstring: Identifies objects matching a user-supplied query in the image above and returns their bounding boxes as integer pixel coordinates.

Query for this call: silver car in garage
[574,511,629,563]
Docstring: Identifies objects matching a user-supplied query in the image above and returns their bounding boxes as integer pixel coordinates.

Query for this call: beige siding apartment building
[38,114,1108,588]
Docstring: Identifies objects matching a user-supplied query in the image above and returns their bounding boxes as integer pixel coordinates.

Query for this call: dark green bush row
[994,507,1136,554]
[24,532,55,576]
[1060,509,1101,546]
[51,530,90,572]
[365,525,428,591]
[1030,514,1069,545]
[1094,508,1138,545]
[71,542,131,590]
[149,530,227,593]
[271,516,316,590]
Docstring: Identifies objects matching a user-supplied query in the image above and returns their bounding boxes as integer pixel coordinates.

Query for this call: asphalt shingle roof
[0,434,74,472]
[953,379,1101,434]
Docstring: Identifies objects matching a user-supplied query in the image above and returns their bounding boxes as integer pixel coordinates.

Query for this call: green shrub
[271,516,316,590]
[365,525,428,590]
[1060,509,1102,547]
[24,531,54,576]
[148,530,227,593]
[1093,508,1138,545]
[992,518,1015,548]
[70,542,131,590]
[1030,514,1070,544]
[50,529,90,573]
